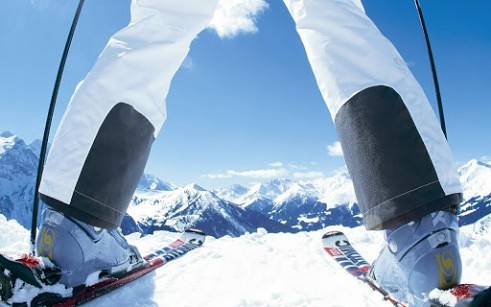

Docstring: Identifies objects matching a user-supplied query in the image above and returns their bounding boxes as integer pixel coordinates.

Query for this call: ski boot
[36,208,144,287]
[368,211,462,306]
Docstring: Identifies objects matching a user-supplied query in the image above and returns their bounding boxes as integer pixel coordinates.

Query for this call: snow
[0,131,17,155]
[298,215,320,224]
[0,214,30,256]
[459,159,491,200]
[101,227,391,307]
[217,170,357,210]
[214,160,491,214]
[230,179,296,207]
[129,186,214,226]
[138,174,177,191]
[274,183,315,205]
[429,289,457,306]
[311,167,357,207]
[1,213,490,306]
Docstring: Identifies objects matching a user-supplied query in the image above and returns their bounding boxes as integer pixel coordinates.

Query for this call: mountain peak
[468,158,490,168]
[229,183,248,193]
[459,159,491,174]
[0,131,14,138]
[138,174,176,191]
[185,183,206,192]
[28,139,43,155]
[458,158,491,199]
[0,132,27,155]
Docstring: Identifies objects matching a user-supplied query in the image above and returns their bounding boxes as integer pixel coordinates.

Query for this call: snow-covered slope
[0,214,30,254]
[1,213,490,306]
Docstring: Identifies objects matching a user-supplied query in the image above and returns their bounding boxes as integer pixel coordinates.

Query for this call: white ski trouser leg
[39,0,219,228]
[283,0,462,229]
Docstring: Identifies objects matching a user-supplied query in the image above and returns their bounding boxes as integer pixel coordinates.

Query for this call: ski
[322,230,491,307]
[321,230,407,306]
[0,228,206,306]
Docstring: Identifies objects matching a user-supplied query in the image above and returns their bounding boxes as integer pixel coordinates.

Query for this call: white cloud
[202,162,329,181]
[288,164,308,171]
[292,171,324,179]
[209,0,269,38]
[202,168,288,180]
[327,141,344,157]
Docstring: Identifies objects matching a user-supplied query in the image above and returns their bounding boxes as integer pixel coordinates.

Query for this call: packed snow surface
[1,214,490,306]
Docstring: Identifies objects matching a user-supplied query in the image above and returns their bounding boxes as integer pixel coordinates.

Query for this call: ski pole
[414,0,447,138]
[30,0,85,254]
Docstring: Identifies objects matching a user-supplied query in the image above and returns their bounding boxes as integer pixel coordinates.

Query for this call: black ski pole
[414,0,447,138]
[30,0,85,254]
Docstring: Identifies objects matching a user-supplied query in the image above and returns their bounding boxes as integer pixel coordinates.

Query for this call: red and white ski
[321,230,490,306]
[322,230,407,306]
[0,229,206,306]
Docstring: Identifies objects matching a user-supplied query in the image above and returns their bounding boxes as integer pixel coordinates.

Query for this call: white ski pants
[39,0,462,230]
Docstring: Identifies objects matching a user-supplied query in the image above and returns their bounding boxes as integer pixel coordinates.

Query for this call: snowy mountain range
[214,175,362,231]
[212,160,491,231]
[129,183,291,237]
[1,131,490,238]
[0,131,40,227]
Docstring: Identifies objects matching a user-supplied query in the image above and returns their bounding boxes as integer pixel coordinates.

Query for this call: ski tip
[322,230,345,239]
[184,228,206,236]
[180,229,206,246]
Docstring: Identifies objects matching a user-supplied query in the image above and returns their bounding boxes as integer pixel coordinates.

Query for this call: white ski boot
[368,211,462,306]
[36,208,143,287]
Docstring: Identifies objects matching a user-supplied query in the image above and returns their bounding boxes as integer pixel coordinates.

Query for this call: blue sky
[1,0,490,190]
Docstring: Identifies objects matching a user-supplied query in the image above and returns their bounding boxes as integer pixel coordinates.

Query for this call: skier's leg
[36,0,219,287]
[283,0,462,304]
